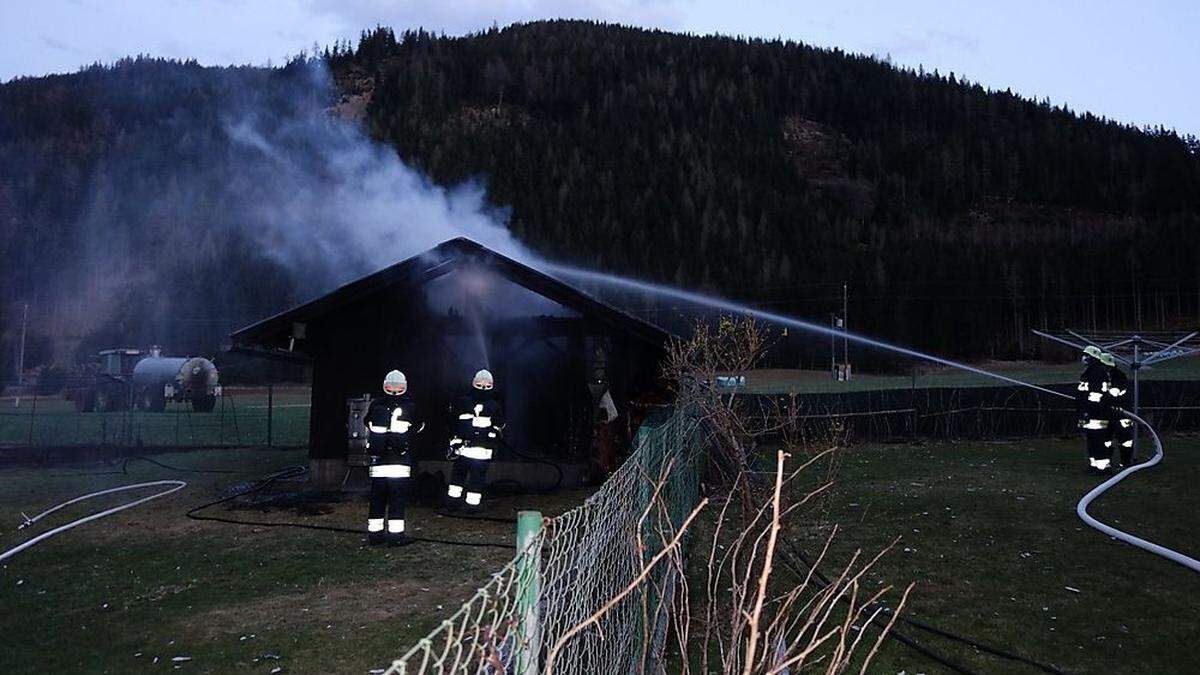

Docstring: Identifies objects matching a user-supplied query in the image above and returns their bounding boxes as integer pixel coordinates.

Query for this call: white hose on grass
[1076,410,1200,573]
[2,480,187,563]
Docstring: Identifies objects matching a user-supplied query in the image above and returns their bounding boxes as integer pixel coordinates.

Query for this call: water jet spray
[545,263,1069,400]
[544,262,1200,573]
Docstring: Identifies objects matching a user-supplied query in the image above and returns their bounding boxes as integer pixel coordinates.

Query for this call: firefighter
[1102,352,1135,468]
[445,369,504,511]
[1076,346,1113,473]
[365,370,424,545]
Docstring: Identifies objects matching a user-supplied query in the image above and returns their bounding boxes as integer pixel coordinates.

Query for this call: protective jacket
[449,393,504,461]
[366,394,424,468]
[1105,366,1129,411]
[1076,361,1112,431]
[1106,365,1135,459]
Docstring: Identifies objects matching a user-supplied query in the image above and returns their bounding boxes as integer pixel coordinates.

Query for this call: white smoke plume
[220,62,533,298]
[6,59,540,360]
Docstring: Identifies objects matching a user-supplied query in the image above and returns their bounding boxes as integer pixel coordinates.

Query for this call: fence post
[267,384,274,447]
[910,373,918,440]
[515,510,543,675]
[228,391,241,444]
[27,390,38,445]
[127,385,135,446]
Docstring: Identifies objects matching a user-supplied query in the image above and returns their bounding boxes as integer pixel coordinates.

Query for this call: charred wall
[302,266,664,466]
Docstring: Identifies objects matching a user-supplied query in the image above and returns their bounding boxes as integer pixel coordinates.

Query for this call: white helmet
[472,369,494,390]
[382,370,407,395]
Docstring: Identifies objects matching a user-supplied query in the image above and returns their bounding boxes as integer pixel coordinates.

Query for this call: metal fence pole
[267,384,274,447]
[26,390,37,445]
[126,385,134,446]
[910,372,918,440]
[1133,341,1141,456]
[515,510,543,675]
[228,391,241,444]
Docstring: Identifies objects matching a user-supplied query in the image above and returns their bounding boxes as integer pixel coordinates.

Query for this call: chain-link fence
[385,407,705,674]
[0,385,310,448]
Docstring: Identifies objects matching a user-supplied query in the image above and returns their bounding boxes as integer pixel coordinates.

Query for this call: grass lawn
[0,448,587,674]
[812,434,1200,674]
[3,436,1197,674]
[0,387,312,448]
[739,356,1200,395]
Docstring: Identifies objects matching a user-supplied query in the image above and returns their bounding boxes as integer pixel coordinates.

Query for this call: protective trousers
[1109,415,1135,464]
[1086,429,1111,469]
[367,470,408,542]
[447,457,489,509]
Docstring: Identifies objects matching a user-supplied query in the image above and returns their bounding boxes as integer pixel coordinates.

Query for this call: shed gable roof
[231,238,670,360]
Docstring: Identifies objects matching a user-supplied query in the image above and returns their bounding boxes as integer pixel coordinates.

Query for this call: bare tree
[545,318,906,674]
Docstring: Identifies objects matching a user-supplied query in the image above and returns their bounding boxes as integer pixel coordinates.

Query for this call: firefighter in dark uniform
[1102,352,1135,468]
[365,369,424,545]
[1076,346,1114,473]
[445,369,504,512]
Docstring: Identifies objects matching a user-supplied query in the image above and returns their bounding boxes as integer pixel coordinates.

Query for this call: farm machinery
[65,347,221,412]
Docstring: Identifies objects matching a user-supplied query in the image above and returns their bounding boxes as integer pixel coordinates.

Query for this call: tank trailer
[65,347,221,412]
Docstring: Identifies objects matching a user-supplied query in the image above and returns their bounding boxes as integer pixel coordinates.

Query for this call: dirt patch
[185,577,462,642]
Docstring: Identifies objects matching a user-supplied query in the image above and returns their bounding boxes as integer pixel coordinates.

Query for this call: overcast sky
[1,1,1196,134]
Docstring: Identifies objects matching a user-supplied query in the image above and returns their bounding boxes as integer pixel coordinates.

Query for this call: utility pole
[14,303,28,408]
[16,302,28,385]
[830,284,852,381]
[842,283,849,377]
[830,313,836,377]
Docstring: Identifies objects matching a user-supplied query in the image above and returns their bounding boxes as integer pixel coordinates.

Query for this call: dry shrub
[660,317,905,673]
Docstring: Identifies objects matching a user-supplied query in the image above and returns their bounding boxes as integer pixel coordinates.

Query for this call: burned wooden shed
[231,238,670,486]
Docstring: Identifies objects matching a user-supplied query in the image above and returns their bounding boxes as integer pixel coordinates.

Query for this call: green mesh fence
[385,407,705,674]
[0,386,311,448]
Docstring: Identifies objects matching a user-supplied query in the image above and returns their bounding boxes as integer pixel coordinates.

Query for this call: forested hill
[0,59,317,369]
[3,21,1199,372]
[335,22,1200,358]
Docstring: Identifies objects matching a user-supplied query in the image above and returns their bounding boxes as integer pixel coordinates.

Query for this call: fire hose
[957,377,1200,573]
[2,480,188,563]
[6,460,515,565]
[744,400,1195,673]
[1078,409,1200,573]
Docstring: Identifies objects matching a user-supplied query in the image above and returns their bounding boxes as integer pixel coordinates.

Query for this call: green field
[815,435,1200,674]
[0,448,593,674]
[738,356,1200,395]
[2,438,1197,674]
[0,387,312,448]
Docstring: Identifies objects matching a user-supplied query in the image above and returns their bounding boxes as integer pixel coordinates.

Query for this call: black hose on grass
[776,538,1066,675]
[868,624,983,675]
[126,455,237,474]
[772,545,981,674]
[186,466,516,551]
[437,511,518,525]
[502,445,565,494]
[56,455,237,477]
